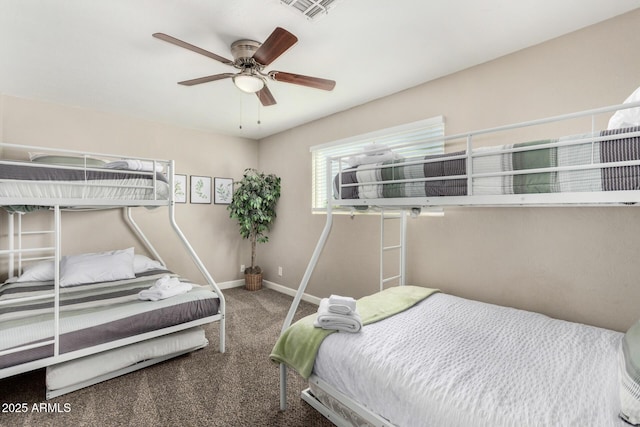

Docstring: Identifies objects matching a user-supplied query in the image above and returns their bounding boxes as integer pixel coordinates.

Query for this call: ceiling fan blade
[256,86,277,106]
[153,33,234,65]
[252,27,298,66]
[269,71,336,91]
[178,73,235,86]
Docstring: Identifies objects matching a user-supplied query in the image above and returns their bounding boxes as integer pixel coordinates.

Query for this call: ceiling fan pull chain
[239,95,243,129]
[257,102,261,125]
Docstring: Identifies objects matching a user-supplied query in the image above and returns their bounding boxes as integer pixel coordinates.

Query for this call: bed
[332,106,640,207]
[0,149,170,209]
[274,97,640,426]
[334,127,640,202]
[0,144,226,398]
[273,286,632,426]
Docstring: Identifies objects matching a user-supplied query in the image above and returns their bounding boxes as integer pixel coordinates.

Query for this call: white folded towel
[138,275,192,301]
[328,294,357,315]
[313,298,362,333]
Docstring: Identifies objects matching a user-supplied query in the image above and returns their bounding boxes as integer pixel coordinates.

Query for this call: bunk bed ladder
[2,211,57,279]
[380,208,407,291]
[0,209,61,372]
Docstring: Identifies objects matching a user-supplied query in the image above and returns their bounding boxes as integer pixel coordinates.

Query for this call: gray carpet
[0,287,333,427]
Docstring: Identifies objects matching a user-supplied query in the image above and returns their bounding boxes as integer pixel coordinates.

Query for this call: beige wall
[258,9,640,331]
[0,94,258,284]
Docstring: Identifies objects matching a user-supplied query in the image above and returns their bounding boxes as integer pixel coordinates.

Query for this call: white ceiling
[1,1,638,140]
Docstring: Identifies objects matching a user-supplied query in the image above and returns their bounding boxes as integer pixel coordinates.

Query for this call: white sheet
[314,293,624,427]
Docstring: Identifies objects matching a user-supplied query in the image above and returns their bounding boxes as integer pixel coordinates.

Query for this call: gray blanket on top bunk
[335,126,640,199]
[0,162,167,182]
[336,151,468,199]
[474,126,640,195]
[0,162,170,213]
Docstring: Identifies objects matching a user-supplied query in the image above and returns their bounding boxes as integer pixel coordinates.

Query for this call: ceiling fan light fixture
[233,74,265,93]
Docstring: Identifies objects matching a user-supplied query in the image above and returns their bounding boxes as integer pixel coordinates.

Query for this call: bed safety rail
[331,101,640,209]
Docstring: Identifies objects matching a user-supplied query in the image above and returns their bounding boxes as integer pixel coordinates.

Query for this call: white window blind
[310,116,445,211]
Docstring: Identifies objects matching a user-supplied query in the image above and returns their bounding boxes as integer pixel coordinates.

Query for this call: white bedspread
[314,293,624,427]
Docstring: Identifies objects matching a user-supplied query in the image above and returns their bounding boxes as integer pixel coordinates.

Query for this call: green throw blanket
[270,285,439,378]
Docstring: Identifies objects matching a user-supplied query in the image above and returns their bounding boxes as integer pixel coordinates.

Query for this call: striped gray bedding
[335,151,467,199]
[0,162,168,183]
[335,126,640,199]
[0,162,170,211]
[0,271,220,369]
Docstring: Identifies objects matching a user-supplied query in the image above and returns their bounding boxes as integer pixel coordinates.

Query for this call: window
[310,116,445,211]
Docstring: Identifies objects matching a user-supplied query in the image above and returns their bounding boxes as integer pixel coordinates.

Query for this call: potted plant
[228,168,281,291]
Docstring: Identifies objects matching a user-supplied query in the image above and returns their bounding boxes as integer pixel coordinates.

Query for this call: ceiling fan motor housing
[231,39,262,65]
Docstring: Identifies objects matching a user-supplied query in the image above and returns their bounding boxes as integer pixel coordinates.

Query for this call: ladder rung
[383,245,402,251]
[0,247,55,255]
[20,256,54,263]
[20,230,55,235]
[382,275,402,283]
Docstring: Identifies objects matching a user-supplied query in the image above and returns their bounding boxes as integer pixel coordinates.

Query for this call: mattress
[313,292,625,427]
[46,326,208,391]
[0,271,220,369]
[334,126,640,200]
[0,161,170,208]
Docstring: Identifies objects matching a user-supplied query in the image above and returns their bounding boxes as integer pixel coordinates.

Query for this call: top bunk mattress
[0,159,170,209]
[333,126,640,202]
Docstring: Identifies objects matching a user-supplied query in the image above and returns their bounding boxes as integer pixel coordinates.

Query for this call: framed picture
[214,177,233,204]
[190,175,212,204]
[174,174,187,204]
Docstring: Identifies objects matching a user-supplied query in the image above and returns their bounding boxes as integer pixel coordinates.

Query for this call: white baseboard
[217,279,321,306]
[217,279,245,290]
[264,280,321,306]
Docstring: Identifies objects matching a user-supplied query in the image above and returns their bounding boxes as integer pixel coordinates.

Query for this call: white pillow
[16,260,55,282]
[608,86,640,130]
[60,248,135,287]
[133,254,164,273]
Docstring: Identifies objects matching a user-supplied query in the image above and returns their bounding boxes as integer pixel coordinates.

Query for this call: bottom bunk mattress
[311,291,624,427]
[46,326,208,391]
[0,271,220,370]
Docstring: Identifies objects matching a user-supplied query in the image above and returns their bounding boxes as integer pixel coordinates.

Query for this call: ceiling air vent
[279,0,342,21]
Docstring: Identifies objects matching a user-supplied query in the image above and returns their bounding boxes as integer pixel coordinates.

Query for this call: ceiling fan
[153,27,336,106]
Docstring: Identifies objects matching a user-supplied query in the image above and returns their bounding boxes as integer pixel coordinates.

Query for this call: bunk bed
[273,99,640,426]
[0,143,226,399]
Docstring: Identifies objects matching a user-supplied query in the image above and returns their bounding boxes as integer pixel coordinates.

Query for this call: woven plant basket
[244,273,263,291]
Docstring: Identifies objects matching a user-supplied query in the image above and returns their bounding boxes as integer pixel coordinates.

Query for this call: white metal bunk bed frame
[0,143,226,398]
[277,101,640,423]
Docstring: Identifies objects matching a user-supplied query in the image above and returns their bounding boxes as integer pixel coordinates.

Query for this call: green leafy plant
[227,168,281,275]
